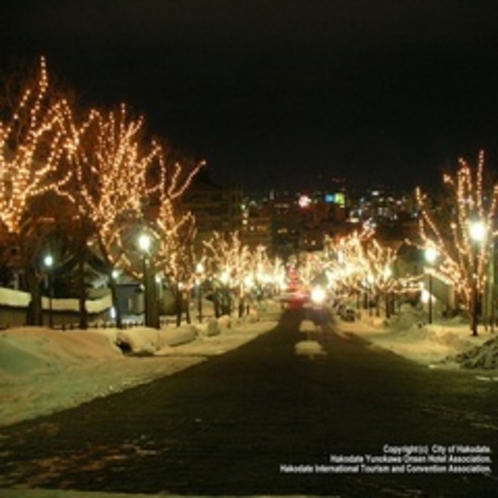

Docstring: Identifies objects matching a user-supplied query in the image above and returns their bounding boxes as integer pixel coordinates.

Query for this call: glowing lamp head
[311,286,326,305]
[469,221,487,242]
[138,233,152,252]
[425,247,438,264]
[43,254,54,268]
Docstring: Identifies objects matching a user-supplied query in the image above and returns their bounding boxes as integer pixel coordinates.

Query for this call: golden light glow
[0,57,72,234]
[415,150,497,308]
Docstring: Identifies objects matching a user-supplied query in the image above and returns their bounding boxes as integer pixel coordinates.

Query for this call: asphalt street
[1,309,497,497]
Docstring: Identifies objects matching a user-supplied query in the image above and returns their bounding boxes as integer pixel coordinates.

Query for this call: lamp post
[383,267,393,319]
[195,262,204,323]
[138,232,158,328]
[43,254,54,328]
[469,220,487,337]
[220,270,230,316]
[367,274,374,316]
[425,247,438,325]
[109,268,122,328]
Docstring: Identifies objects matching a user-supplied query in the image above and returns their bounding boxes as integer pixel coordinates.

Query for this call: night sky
[2,1,498,192]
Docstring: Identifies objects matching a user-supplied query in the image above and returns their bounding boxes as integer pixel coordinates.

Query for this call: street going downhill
[1,309,497,497]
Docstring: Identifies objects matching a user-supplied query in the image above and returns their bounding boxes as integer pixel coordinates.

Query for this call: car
[277,291,308,310]
[341,307,356,322]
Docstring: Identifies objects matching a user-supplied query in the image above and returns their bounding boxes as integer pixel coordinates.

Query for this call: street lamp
[138,232,159,328]
[367,274,374,316]
[469,220,487,336]
[219,270,231,316]
[425,247,438,324]
[383,267,393,319]
[138,232,152,253]
[109,268,122,328]
[43,254,54,328]
[195,262,204,323]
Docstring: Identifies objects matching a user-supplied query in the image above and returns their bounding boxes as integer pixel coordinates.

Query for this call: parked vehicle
[341,307,356,322]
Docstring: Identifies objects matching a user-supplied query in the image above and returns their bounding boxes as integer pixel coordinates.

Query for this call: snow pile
[452,335,498,369]
[339,305,492,367]
[0,302,280,427]
[116,325,197,354]
[400,326,484,366]
[387,303,427,331]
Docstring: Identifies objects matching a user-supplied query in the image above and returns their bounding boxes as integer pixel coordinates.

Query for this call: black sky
[2,0,498,192]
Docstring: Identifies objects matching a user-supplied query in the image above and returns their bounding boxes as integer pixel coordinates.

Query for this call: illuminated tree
[0,57,73,324]
[416,151,498,313]
[247,245,285,296]
[324,229,398,315]
[239,245,284,316]
[0,58,71,234]
[361,238,397,316]
[149,156,205,326]
[0,56,205,329]
[292,251,324,292]
[324,230,372,292]
[59,102,163,327]
[203,231,283,318]
[203,231,252,317]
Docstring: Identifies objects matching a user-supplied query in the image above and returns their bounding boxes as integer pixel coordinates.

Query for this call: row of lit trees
[319,151,498,335]
[321,229,398,316]
[0,57,204,327]
[0,57,287,329]
[202,231,285,318]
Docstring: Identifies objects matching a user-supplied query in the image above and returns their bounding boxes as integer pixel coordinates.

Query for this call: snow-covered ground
[0,301,281,428]
[339,303,498,378]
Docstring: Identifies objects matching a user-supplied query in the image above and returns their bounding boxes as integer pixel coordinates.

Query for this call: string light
[0,57,71,234]
[202,231,283,299]
[324,230,396,296]
[415,150,497,309]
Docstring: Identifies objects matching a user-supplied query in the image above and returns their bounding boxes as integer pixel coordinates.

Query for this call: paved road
[1,310,498,497]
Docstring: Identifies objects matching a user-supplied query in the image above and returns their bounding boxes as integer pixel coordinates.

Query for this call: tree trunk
[385,292,391,318]
[26,267,43,326]
[77,253,88,329]
[238,296,245,318]
[214,290,221,318]
[175,284,182,327]
[222,286,231,316]
[184,289,191,325]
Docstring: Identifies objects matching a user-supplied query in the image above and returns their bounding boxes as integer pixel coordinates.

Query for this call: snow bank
[0,302,281,427]
[116,326,198,354]
[453,335,498,369]
[339,304,493,368]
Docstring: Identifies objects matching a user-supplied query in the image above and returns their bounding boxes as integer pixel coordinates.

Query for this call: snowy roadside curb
[334,307,497,371]
[0,306,281,428]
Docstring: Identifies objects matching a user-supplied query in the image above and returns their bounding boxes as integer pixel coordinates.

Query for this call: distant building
[240,200,272,251]
[182,172,243,253]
